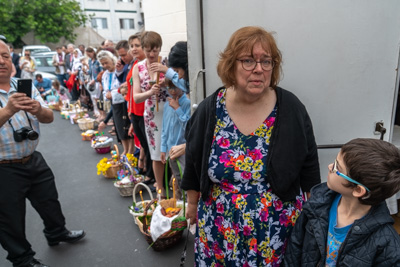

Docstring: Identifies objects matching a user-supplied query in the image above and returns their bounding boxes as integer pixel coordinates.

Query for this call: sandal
[143,177,155,185]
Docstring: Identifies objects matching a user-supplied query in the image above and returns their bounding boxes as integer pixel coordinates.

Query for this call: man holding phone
[0,40,85,267]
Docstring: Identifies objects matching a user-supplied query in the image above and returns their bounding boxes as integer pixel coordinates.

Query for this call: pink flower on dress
[217,137,230,148]
[216,202,224,213]
[149,121,156,128]
[243,262,250,267]
[243,225,251,236]
[150,138,155,147]
[274,199,283,211]
[241,172,251,180]
[260,210,269,222]
[247,149,262,161]
[227,242,234,250]
[279,211,290,226]
[265,116,275,127]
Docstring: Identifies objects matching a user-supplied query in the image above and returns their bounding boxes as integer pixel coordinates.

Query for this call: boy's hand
[167,97,180,110]
[160,152,166,164]
[149,63,168,74]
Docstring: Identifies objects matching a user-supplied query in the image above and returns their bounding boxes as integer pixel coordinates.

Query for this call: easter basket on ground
[113,155,144,197]
[91,135,113,154]
[135,158,187,251]
[81,130,98,141]
[129,182,154,217]
[96,144,122,178]
[77,117,96,131]
[135,198,187,251]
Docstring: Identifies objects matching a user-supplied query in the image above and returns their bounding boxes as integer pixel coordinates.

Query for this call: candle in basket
[158,189,161,202]
[172,177,176,208]
[140,190,144,204]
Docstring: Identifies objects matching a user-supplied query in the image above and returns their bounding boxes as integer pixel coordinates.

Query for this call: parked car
[21,45,51,56]
[33,51,56,74]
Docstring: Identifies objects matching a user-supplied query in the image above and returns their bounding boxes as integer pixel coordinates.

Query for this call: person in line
[150,41,190,165]
[132,31,168,195]
[0,40,85,267]
[34,74,52,99]
[8,43,21,78]
[52,46,66,87]
[19,50,36,80]
[160,79,191,199]
[124,33,155,184]
[86,46,103,119]
[181,26,320,266]
[98,50,133,155]
[64,44,75,78]
[284,138,400,266]
[78,44,85,57]
[115,40,136,154]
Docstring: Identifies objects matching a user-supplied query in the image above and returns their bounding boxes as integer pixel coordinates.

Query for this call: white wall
[142,0,187,57]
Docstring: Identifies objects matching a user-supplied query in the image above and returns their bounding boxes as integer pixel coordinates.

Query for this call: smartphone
[17,79,32,98]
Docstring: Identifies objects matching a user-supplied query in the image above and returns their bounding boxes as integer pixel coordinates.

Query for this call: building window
[118,0,133,2]
[91,18,108,29]
[120,19,135,30]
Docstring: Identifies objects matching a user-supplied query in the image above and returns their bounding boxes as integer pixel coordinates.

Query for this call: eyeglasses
[25,54,30,56]
[331,159,370,192]
[236,58,274,71]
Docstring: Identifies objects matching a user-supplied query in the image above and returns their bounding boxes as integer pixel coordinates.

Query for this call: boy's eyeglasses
[331,159,370,192]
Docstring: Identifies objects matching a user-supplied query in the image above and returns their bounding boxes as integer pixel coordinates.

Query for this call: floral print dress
[137,59,167,160]
[195,89,304,267]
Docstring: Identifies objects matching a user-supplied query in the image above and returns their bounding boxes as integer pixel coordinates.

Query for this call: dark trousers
[56,73,67,88]
[0,151,67,267]
[131,114,154,179]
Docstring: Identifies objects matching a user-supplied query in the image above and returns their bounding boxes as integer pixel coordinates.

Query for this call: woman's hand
[150,83,161,96]
[105,91,112,100]
[169,144,186,160]
[128,123,134,137]
[149,63,168,74]
[186,203,198,225]
[98,121,106,132]
[160,152,166,164]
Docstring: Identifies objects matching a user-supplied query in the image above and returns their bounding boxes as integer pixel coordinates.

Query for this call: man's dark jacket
[181,87,320,201]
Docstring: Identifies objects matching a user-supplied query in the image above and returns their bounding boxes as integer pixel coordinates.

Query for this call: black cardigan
[181,87,320,201]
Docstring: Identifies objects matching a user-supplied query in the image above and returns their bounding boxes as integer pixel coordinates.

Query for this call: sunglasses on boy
[331,159,371,192]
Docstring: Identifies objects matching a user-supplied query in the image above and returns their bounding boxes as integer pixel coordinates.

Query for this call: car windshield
[30,48,51,54]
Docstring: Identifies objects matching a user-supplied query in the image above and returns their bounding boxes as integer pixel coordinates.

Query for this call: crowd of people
[1,26,400,267]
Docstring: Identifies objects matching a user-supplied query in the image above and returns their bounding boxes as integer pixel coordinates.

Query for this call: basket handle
[164,157,186,214]
[113,144,120,160]
[142,198,157,233]
[132,182,154,204]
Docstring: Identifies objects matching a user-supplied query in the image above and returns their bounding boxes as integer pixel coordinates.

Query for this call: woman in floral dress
[181,26,320,266]
[132,31,168,195]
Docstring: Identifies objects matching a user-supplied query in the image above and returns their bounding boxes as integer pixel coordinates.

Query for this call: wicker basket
[77,118,96,131]
[92,135,113,154]
[103,145,122,178]
[114,160,144,197]
[136,199,187,251]
[129,182,154,217]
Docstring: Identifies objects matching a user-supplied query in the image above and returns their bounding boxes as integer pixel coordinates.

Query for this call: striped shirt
[0,78,48,160]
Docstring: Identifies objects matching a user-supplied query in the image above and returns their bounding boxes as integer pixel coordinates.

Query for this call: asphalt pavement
[0,111,194,267]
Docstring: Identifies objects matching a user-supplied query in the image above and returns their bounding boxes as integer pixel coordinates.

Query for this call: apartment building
[79,0,144,43]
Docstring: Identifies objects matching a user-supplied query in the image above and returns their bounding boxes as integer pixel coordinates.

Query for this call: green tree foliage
[0,0,88,46]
